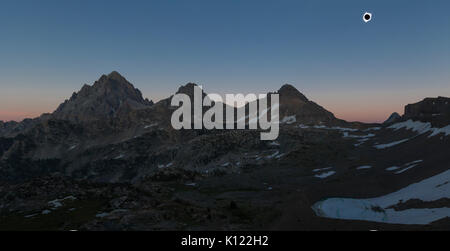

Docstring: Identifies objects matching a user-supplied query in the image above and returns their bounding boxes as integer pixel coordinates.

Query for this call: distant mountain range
[1,72,450,231]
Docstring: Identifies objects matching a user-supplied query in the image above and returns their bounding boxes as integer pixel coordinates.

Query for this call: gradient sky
[1,0,449,122]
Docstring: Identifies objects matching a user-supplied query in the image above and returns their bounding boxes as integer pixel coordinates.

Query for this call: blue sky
[1,0,449,122]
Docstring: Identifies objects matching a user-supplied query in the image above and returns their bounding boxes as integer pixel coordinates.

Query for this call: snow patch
[395,164,419,174]
[269,141,280,146]
[357,165,372,170]
[386,160,423,174]
[281,115,297,125]
[158,162,173,169]
[374,138,410,149]
[48,196,77,209]
[114,154,125,160]
[144,123,158,129]
[42,210,51,215]
[386,166,401,171]
[312,168,450,225]
[68,145,77,151]
[315,171,336,179]
[365,127,381,131]
[313,167,333,173]
[343,132,375,139]
[266,151,280,159]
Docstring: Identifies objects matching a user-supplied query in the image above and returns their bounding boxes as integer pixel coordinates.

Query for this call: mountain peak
[278,84,308,102]
[176,83,207,99]
[383,112,402,124]
[103,71,129,83]
[177,83,198,93]
[52,72,152,122]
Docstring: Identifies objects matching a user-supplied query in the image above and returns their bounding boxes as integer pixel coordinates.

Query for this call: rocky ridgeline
[404,97,450,126]
[0,71,351,185]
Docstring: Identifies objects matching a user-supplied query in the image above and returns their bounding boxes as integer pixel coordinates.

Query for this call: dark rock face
[277,84,336,124]
[383,112,402,125]
[0,118,40,138]
[52,71,153,123]
[404,97,450,126]
[278,84,309,102]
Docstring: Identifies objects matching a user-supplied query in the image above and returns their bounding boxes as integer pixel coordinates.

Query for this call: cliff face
[404,97,450,126]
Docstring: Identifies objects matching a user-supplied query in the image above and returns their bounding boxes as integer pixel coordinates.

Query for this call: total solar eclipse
[363,12,372,23]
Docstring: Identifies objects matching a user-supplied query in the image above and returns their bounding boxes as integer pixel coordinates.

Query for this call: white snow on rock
[354,138,370,147]
[331,127,359,132]
[395,164,420,174]
[386,166,401,171]
[275,153,286,159]
[313,167,333,173]
[266,151,280,159]
[389,120,433,134]
[357,165,372,170]
[385,160,423,174]
[404,160,423,166]
[48,196,77,209]
[364,127,381,131]
[144,123,158,129]
[269,141,280,146]
[429,125,450,137]
[42,210,52,215]
[343,132,375,139]
[68,145,78,151]
[315,171,336,179]
[374,138,410,149]
[389,120,450,138]
[114,154,125,160]
[313,169,450,225]
[281,115,297,125]
[96,212,110,218]
[158,162,173,169]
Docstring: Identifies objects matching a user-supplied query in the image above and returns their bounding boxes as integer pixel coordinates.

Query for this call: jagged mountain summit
[52,71,153,123]
[277,84,337,124]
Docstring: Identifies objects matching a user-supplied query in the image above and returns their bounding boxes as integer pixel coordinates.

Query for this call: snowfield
[312,169,450,225]
[389,120,450,138]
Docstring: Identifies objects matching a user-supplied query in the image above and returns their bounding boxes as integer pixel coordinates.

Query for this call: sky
[1,0,449,123]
